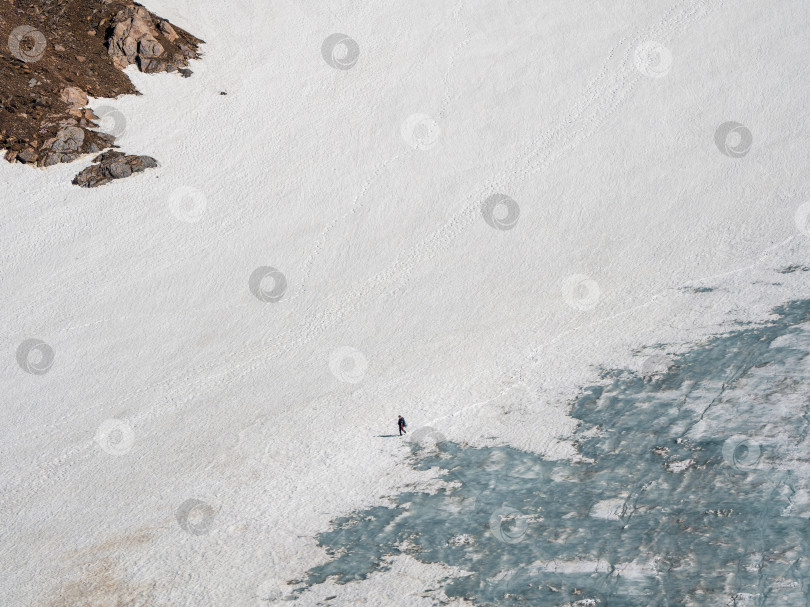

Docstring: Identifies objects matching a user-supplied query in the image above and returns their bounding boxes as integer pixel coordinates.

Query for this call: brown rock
[95,151,125,162]
[158,20,179,41]
[42,153,61,167]
[107,6,165,71]
[108,158,132,179]
[138,37,164,59]
[17,147,37,163]
[48,126,85,152]
[60,86,88,109]
[39,152,79,167]
[95,132,116,147]
[138,57,166,73]
[129,156,158,171]
[73,151,157,187]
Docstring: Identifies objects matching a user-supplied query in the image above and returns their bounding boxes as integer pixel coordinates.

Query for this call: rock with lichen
[72,150,158,187]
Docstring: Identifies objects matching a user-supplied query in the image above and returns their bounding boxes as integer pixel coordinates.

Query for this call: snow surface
[2,0,809,604]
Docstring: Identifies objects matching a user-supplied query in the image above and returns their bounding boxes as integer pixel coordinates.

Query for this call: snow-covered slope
[2,0,809,604]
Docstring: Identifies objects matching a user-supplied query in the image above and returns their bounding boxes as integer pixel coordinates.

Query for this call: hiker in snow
[398,415,407,435]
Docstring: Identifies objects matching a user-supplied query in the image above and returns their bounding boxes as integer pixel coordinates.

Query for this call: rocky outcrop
[60,86,89,110]
[158,20,179,42]
[39,125,114,167]
[72,151,157,187]
[1,0,203,173]
[5,124,114,167]
[107,6,162,70]
[107,6,200,74]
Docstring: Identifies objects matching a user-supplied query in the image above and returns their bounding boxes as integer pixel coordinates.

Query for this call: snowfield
[2,0,809,604]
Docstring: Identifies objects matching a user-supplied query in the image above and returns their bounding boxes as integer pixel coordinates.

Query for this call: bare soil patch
[0,0,202,180]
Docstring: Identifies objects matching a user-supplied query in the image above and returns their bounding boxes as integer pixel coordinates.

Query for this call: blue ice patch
[290,299,810,606]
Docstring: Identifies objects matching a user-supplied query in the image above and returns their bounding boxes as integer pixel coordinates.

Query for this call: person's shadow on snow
[375,434,400,438]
